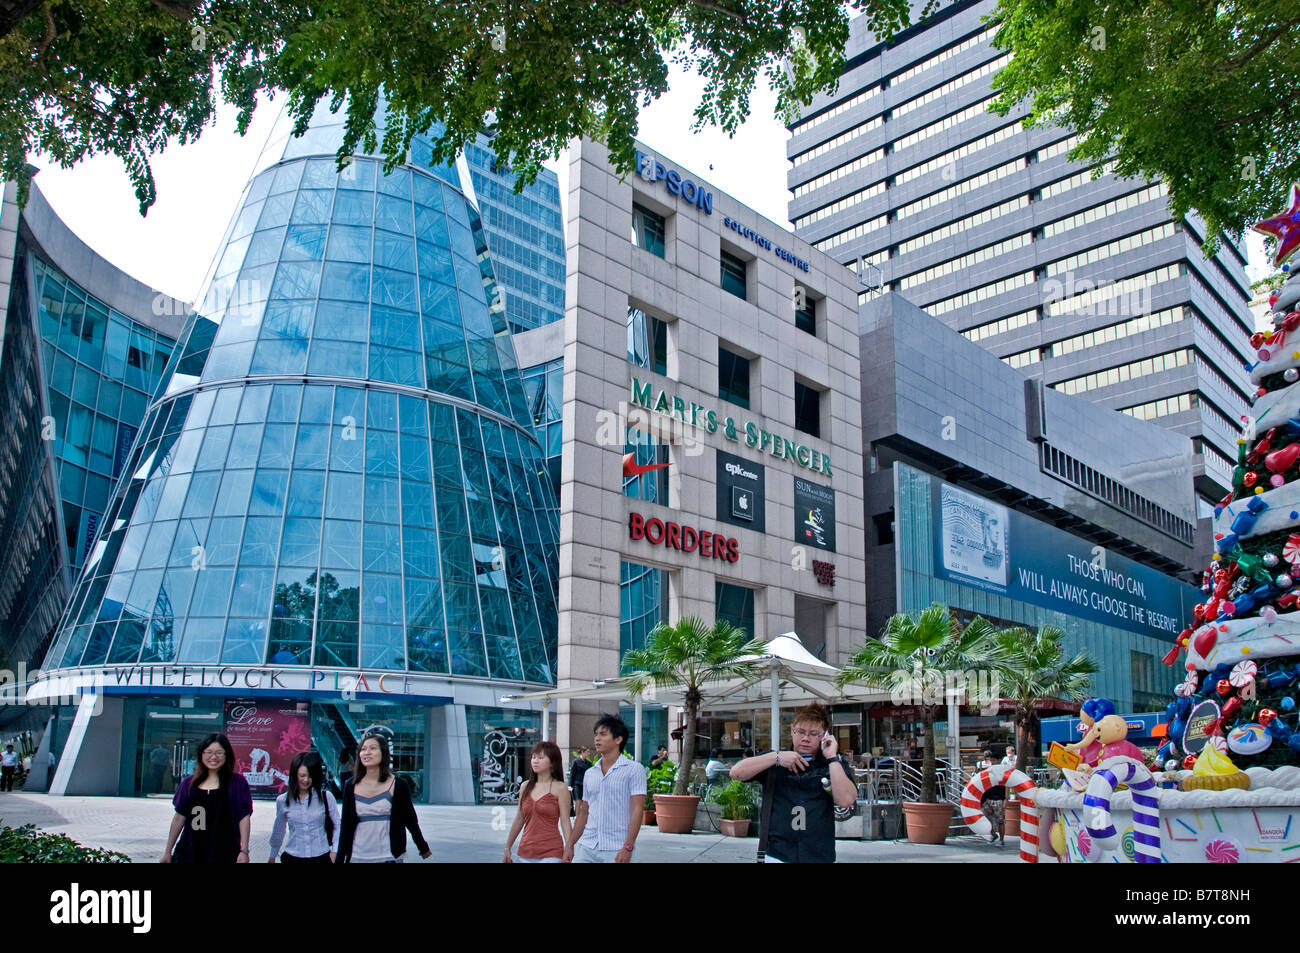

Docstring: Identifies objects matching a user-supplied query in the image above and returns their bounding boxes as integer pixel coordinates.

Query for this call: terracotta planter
[902,801,953,845]
[653,794,700,834]
[643,810,656,826]
[719,818,750,837]
[1004,800,1020,838]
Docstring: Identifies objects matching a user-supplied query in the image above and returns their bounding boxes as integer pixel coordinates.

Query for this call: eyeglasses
[791,728,825,739]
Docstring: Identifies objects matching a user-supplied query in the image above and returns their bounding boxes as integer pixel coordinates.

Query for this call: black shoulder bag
[755,768,778,864]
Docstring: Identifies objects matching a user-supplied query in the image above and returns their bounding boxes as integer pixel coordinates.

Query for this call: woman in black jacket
[336,730,431,863]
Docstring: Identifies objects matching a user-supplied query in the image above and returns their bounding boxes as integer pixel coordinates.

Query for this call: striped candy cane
[959,764,1040,863]
[1082,756,1160,863]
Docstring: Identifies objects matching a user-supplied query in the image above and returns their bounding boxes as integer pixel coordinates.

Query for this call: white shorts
[574,842,624,863]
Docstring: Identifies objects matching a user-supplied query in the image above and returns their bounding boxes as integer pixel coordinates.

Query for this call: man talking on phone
[729,702,858,863]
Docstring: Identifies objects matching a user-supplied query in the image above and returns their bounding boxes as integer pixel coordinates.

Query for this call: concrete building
[787,0,1254,548]
[860,291,1200,728]
[513,139,867,756]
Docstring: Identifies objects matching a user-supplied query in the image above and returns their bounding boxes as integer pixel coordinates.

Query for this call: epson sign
[636,149,713,214]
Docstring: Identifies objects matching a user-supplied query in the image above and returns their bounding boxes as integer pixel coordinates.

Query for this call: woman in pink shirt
[503,741,572,863]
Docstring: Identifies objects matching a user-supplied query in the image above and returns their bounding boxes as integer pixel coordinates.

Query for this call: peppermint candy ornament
[1230,659,1258,688]
[1284,533,1300,565]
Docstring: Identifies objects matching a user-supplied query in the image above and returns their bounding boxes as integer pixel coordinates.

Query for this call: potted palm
[994,624,1098,837]
[644,759,676,825]
[837,603,1004,845]
[707,779,758,836]
[623,616,765,834]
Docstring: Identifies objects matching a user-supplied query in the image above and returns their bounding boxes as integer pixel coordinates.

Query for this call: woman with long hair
[268,751,340,864]
[161,733,253,864]
[335,730,431,863]
[503,740,571,863]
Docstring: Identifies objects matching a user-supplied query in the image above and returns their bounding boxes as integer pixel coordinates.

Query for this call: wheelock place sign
[631,377,832,476]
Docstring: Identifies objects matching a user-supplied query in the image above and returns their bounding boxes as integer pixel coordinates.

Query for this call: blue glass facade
[464,139,565,334]
[0,236,176,676]
[42,121,561,689]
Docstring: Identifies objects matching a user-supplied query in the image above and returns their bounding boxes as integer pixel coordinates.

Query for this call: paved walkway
[0,793,1025,863]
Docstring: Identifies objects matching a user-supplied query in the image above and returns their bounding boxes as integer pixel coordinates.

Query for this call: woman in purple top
[162,733,253,863]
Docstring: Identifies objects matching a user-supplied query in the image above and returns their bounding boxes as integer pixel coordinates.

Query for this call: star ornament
[1255,182,1300,267]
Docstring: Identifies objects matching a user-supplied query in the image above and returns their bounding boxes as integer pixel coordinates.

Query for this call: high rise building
[32,103,561,801]
[463,134,565,334]
[787,0,1254,550]
[0,180,177,704]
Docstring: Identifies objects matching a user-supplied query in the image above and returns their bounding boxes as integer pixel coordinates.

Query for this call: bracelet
[239,849,249,855]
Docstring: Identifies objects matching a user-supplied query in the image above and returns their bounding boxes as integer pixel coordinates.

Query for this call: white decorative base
[1213,484,1300,544]
[1187,611,1300,668]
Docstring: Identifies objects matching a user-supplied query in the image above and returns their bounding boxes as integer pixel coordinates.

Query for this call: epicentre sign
[630,376,833,476]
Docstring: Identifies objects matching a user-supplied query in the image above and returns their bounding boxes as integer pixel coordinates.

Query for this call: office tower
[787,0,1254,539]
[0,181,176,689]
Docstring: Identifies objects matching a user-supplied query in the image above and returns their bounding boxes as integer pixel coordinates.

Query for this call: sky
[29,60,1270,306]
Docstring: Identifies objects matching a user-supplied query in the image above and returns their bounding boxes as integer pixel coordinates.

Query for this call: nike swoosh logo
[624,461,671,478]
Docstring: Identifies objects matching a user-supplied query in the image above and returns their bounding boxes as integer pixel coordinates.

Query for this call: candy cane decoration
[959,764,1039,863]
[1082,756,1160,863]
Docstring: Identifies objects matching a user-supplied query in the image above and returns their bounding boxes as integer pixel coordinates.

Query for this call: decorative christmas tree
[1159,183,1300,771]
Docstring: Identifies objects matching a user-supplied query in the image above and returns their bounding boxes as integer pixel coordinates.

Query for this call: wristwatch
[622,843,635,853]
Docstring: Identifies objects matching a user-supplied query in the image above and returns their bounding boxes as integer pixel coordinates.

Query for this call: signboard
[631,377,832,476]
[628,512,739,563]
[222,699,312,796]
[113,422,138,480]
[1047,742,1081,771]
[929,475,1198,641]
[635,149,713,214]
[1182,700,1220,755]
[794,478,836,552]
[80,511,100,565]
[716,449,765,531]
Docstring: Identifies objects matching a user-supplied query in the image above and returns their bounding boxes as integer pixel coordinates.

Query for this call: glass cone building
[32,104,561,802]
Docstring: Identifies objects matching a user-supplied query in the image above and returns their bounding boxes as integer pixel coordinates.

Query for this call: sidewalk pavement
[0,793,1026,863]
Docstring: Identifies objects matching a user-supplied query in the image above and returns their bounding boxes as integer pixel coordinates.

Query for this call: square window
[631,204,665,258]
[721,251,747,299]
[718,345,751,410]
[794,381,821,438]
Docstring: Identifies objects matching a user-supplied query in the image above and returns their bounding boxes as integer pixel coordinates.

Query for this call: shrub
[0,823,130,863]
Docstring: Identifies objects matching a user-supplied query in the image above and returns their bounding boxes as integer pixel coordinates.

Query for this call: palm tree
[836,603,1005,803]
[622,617,766,796]
[995,624,1098,774]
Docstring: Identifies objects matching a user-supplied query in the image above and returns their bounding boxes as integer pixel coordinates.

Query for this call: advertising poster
[793,478,836,552]
[715,449,765,531]
[222,699,312,796]
[929,475,1198,641]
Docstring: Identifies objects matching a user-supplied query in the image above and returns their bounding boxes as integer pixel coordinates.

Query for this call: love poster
[223,699,312,796]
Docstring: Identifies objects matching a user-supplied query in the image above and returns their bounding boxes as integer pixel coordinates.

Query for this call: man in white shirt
[566,714,645,863]
[0,745,18,791]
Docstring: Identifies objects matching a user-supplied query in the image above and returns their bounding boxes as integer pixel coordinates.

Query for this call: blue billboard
[930,477,1198,641]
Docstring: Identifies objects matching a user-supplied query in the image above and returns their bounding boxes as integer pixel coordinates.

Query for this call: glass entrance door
[135,704,222,795]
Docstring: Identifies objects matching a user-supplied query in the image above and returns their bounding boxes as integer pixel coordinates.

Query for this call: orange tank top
[518,788,564,859]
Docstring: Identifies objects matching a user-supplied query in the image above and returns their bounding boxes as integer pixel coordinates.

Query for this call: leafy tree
[993,623,1097,774]
[622,616,764,796]
[836,604,1005,803]
[1,0,924,214]
[988,0,1300,248]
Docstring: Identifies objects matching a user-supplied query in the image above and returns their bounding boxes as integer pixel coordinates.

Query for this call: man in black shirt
[568,745,592,817]
[729,702,857,863]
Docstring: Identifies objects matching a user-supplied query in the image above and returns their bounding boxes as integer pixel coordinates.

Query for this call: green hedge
[0,823,129,863]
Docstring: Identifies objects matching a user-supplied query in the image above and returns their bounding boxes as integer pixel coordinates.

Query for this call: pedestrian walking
[567,744,592,817]
[161,733,253,863]
[503,741,572,863]
[566,714,645,863]
[0,745,17,792]
[335,730,430,863]
[268,751,340,864]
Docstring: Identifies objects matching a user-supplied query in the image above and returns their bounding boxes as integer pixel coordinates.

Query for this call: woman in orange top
[503,741,572,863]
